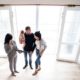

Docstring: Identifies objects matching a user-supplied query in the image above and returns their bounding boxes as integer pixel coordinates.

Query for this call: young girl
[32,31,47,75]
[19,30,25,45]
[4,33,23,76]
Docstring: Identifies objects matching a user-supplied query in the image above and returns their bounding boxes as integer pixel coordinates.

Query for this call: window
[38,6,63,54]
[0,9,11,57]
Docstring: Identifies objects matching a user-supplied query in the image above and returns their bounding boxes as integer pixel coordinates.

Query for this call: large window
[0,6,63,57]
[0,9,11,57]
[1,6,80,63]
[12,6,36,44]
[38,6,63,54]
[12,6,63,54]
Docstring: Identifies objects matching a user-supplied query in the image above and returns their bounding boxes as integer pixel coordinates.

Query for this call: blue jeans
[24,51,32,66]
[35,49,41,69]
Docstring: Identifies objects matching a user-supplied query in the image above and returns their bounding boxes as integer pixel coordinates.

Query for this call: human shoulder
[31,33,34,36]
[41,39,47,47]
[30,33,34,38]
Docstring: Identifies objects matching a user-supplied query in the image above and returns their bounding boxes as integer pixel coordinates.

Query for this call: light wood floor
[0,53,80,80]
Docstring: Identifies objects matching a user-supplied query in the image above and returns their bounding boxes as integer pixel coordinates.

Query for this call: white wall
[0,0,80,5]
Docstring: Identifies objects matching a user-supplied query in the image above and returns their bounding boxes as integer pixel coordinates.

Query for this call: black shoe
[23,65,28,69]
[30,65,33,69]
[30,66,33,69]
[14,71,19,73]
[11,72,16,76]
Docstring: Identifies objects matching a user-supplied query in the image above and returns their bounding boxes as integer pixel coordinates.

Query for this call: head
[20,30,24,34]
[25,26,31,34]
[4,33,13,44]
[34,31,41,40]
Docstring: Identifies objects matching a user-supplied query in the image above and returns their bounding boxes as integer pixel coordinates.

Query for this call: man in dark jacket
[23,26,36,69]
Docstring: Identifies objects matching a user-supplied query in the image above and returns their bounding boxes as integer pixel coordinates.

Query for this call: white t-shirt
[35,40,41,50]
[35,39,47,51]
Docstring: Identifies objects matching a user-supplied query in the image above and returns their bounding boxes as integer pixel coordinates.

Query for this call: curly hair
[4,33,13,44]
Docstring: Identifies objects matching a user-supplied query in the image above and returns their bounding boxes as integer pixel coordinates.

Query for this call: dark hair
[21,30,24,34]
[4,33,13,44]
[34,31,41,40]
[25,26,31,30]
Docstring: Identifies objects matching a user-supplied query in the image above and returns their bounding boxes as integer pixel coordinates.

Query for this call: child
[4,33,23,76]
[19,30,25,44]
[32,31,47,75]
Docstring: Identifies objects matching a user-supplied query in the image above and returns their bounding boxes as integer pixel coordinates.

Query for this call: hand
[18,50,24,54]
[30,51,33,55]
[40,49,45,56]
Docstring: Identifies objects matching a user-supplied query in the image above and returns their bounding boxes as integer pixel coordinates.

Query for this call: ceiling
[0,0,80,5]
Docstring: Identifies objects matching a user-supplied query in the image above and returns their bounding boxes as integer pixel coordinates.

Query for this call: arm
[40,48,46,56]
[12,41,23,53]
[40,39,47,56]
[32,34,36,52]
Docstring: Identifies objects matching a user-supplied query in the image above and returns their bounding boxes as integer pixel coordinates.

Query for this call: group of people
[4,26,47,76]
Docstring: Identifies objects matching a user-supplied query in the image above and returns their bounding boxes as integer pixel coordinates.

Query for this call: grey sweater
[4,41,18,58]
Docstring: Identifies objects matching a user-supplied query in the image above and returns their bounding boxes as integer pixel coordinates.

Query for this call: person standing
[23,26,36,69]
[4,33,22,76]
[32,31,47,75]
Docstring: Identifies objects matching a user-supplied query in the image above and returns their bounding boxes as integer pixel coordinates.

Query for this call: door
[57,6,80,63]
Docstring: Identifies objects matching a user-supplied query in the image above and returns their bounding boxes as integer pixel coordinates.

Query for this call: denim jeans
[35,49,41,69]
[24,51,32,66]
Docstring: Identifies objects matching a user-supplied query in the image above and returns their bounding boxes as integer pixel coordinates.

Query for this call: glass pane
[39,6,63,54]
[59,44,79,61]
[12,6,36,33]
[39,6,63,25]
[62,10,80,43]
[0,10,11,56]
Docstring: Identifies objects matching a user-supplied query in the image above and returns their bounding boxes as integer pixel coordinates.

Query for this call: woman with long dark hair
[32,31,47,75]
[4,33,22,76]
